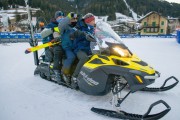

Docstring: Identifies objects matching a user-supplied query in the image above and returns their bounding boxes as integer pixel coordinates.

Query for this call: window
[155,28,158,32]
[161,21,164,25]
[144,29,146,32]
[152,22,156,27]
[161,29,164,33]
[144,22,147,26]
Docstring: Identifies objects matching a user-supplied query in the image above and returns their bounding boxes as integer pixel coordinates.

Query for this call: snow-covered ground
[0,37,180,120]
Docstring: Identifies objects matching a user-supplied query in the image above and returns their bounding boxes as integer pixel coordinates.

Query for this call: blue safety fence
[177,30,180,44]
[0,32,177,39]
[120,34,176,38]
[0,32,42,39]
[0,32,176,42]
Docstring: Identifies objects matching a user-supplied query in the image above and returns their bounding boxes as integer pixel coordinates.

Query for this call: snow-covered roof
[115,12,135,23]
[168,17,180,20]
[0,7,40,20]
[95,16,108,23]
[137,11,167,23]
[18,19,28,24]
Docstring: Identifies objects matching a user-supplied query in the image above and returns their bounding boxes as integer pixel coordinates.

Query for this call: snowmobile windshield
[91,21,132,57]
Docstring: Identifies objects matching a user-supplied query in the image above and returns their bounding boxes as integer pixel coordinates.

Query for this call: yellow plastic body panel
[84,54,155,75]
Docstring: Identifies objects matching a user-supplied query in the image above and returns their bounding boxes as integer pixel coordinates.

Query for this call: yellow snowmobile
[33,21,178,120]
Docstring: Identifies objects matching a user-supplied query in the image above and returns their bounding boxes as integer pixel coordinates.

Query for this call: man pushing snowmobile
[25,1,179,118]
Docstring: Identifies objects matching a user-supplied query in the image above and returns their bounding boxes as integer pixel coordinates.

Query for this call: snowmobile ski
[91,100,171,120]
[141,76,179,92]
[25,41,60,54]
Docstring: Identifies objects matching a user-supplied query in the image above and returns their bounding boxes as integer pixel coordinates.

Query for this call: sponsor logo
[80,71,99,86]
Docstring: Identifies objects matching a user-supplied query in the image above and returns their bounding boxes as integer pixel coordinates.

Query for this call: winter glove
[69,30,84,40]
[51,37,61,43]
[70,30,96,42]
[49,38,61,48]
[85,34,96,42]
[51,32,61,43]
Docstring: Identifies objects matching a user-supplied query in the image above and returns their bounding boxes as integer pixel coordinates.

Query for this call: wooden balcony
[143,24,160,28]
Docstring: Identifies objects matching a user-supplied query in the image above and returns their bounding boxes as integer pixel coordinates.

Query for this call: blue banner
[0,32,176,39]
[177,30,180,44]
[0,32,42,39]
[120,34,176,38]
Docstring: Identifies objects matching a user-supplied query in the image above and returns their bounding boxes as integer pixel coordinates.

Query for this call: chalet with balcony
[138,11,168,35]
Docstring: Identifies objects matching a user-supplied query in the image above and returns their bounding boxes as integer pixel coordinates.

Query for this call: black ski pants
[45,45,63,71]
[53,45,63,71]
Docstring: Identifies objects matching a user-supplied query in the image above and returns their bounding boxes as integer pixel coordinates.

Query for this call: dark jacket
[58,17,74,50]
[61,29,75,49]
[73,19,94,55]
[42,18,59,43]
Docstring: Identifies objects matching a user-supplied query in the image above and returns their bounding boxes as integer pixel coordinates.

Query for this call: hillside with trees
[0,0,180,22]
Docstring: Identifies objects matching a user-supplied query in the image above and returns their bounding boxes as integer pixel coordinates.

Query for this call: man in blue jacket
[43,11,64,84]
[58,12,78,84]
[70,13,96,89]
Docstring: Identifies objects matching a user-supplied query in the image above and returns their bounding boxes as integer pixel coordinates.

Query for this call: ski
[25,41,60,54]
[141,76,179,92]
[91,100,171,120]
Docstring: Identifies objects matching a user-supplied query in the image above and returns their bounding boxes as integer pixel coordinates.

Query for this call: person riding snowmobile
[41,11,65,84]
[70,13,96,89]
[57,12,78,84]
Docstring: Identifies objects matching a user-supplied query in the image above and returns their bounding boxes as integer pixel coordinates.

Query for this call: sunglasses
[58,12,64,16]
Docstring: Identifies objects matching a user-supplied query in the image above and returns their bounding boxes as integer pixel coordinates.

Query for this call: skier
[37,22,45,33]
[58,12,78,84]
[70,13,96,89]
[42,11,65,84]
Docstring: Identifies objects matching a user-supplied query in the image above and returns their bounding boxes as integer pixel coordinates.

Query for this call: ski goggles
[69,12,78,19]
[57,12,65,17]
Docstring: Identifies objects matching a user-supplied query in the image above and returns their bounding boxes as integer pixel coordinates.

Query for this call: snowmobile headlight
[113,47,131,57]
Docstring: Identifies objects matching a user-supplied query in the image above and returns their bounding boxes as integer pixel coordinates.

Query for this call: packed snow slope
[0,37,180,120]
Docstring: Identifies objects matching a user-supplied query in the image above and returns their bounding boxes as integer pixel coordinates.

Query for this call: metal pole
[76,0,79,14]
[25,0,39,65]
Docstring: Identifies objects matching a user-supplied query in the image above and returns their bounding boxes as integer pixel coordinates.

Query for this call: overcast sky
[165,0,180,3]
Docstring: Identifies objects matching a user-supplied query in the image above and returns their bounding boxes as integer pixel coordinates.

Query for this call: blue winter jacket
[42,18,59,43]
[58,17,74,50]
[73,20,94,55]
[61,29,75,50]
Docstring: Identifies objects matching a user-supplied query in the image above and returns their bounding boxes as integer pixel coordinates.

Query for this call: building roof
[0,7,40,20]
[137,11,167,23]
[168,18,180,20]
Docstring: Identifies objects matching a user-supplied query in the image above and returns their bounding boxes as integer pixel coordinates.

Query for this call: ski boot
[54,70,62,84]
[71,76,78,89]
[62,74,71,85]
